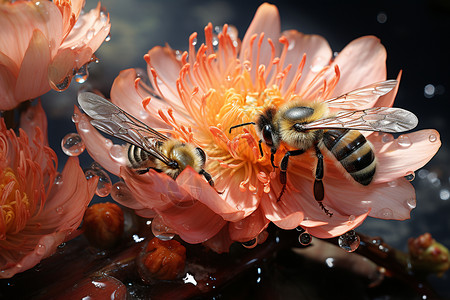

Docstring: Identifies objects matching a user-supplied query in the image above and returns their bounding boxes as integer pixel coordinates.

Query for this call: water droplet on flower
[191,37,197,46]
[348,215,356,223]
[378,208,394,219]
[36,244,46,256]
[61,133,85,156]
[405,171,415,181]
[152,215,175,241]
[109,144,127,164]
[85,167,112,197]
[56,206,64,214]
[54,75,71,91]
[406,198,416,209]
[72,113,80,123]
[287,39,295,50]
[105,33,111,42]
[74,64,89,84]
[55,173,63,185]
[78,118,90,132]
[381,133,394,143]
[428,134,437,143]
[242,238,257,249]
[111,182,137,207]
[86,28,95,40]
[338,230,360,252]
[397,135,412,148]
[298,232,312,246]
[387,180,398,187]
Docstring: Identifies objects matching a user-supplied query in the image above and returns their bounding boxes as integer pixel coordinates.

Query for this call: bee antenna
[229,122,256,134]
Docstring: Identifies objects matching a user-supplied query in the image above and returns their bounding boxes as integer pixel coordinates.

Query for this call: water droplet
[175,50,183,61]
[61,133,85,156]
[405,171,415,181]
[338,230,360,252]
[54,75,71,91]
[406,198,416,209]
[348,215,356,223]
[74,64,89,84]
[287,39,295,50]
[428,134,437,143]
[86,28,95,40]
[109,144,128,164]
[84,167,112,197]
[111,182,137,207]
[54,173,63,185]
[387,180,398,187]
[298,232,312,246]
[36,244,46,256]
[151,215,175,241]
[378,208,394,219]
[242,238,257,249]
[72,113,80,123]
[439,189,450,201]
[191,37,197,46]
[105,33,111,42]
[78,118,90,132]
[381,133,394,143]
[56,206,64,214]
[397,135,412,148]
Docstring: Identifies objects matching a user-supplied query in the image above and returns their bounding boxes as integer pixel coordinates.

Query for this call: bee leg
[199,169,223,194]
[258,140,264,158]
[270,148,278,169]
[313,145,333,217]
[278,149,305,201]
[136,168,151,175]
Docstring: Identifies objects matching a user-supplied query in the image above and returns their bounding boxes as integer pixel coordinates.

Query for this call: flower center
[0,168,31,238]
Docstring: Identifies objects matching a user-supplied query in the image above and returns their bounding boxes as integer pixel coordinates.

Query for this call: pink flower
[0,0,110,111]
[77,3,440,252]
[0,102,97,278]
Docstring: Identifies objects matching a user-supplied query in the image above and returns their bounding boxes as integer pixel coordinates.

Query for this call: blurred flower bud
[83,203,124,249]
[137,237,186,283]
[408,233,449,276]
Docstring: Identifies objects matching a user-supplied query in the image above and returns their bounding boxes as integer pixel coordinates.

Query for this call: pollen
[0,168,31,238]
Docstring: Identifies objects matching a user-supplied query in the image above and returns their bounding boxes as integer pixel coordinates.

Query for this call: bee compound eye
[195,147,207,165]
[262,125,274,145]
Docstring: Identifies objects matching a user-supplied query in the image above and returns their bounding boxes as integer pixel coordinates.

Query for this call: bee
[77,92,215,186]
[230,80,418,216]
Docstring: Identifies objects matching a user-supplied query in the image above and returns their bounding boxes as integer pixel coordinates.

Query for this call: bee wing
[77,92,172,165]
[301,107,418,133]
[324,80,398,109]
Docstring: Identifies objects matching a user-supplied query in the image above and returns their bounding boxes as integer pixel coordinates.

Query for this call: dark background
[42,0,450,296]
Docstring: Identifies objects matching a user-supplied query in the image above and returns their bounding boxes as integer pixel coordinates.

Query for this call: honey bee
[230,80,418,216]
[77,92,214,186]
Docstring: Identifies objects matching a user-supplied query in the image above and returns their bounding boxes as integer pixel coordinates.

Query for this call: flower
[0,101,97,278]
[76,3,440,252]
[0,0,110,111]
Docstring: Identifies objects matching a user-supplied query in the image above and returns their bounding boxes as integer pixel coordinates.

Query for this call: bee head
[257,107,281,150]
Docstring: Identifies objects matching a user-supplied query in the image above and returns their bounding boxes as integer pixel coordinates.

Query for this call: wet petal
[371,129,441,183]
[228,208,269,242]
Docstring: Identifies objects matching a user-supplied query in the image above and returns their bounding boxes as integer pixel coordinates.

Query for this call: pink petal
[0,60,17,111]
[239,3,281,71]
[228,207,269,242]
[330,36,387,97]
[370,129,441,183]
[75,106,125,176]
[305,211,369,239]
[48,48,77,91]
[14,29,52,101]
[176,167,245,222]
[144,47,184,108]
[202,225,234,253]
[19,100,48,146]
[281,30,332,94]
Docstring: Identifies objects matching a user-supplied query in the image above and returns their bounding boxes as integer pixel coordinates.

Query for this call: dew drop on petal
[72,113,80,123]
[109,144,128,164]
[387,180,398,187]
[86,28,95,40]
[74,64,89,84]
[428,134,437,143]
[405,171,415,181]
[105,33,111,42]
[54,173,63,185]
[84,166,112,197]
[406,198,416,209]
[111,182,136,207]
[310,56,324,73]
[381,133,394,143]
[378,208,394,219]
[54,75,71,91]
[191,37,197,46]
[56,206,64,214]
[242,238,257,249]
[152,215,175,241]
[36,244,46,256]
[397,135,412,148]
[78,118,90,132]
[338,230,360,252]
[348,214,356,223]
[61,133,85,156]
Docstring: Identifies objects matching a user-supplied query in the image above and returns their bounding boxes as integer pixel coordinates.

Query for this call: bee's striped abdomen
[322,129,376,185]
[127,144,152,168]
